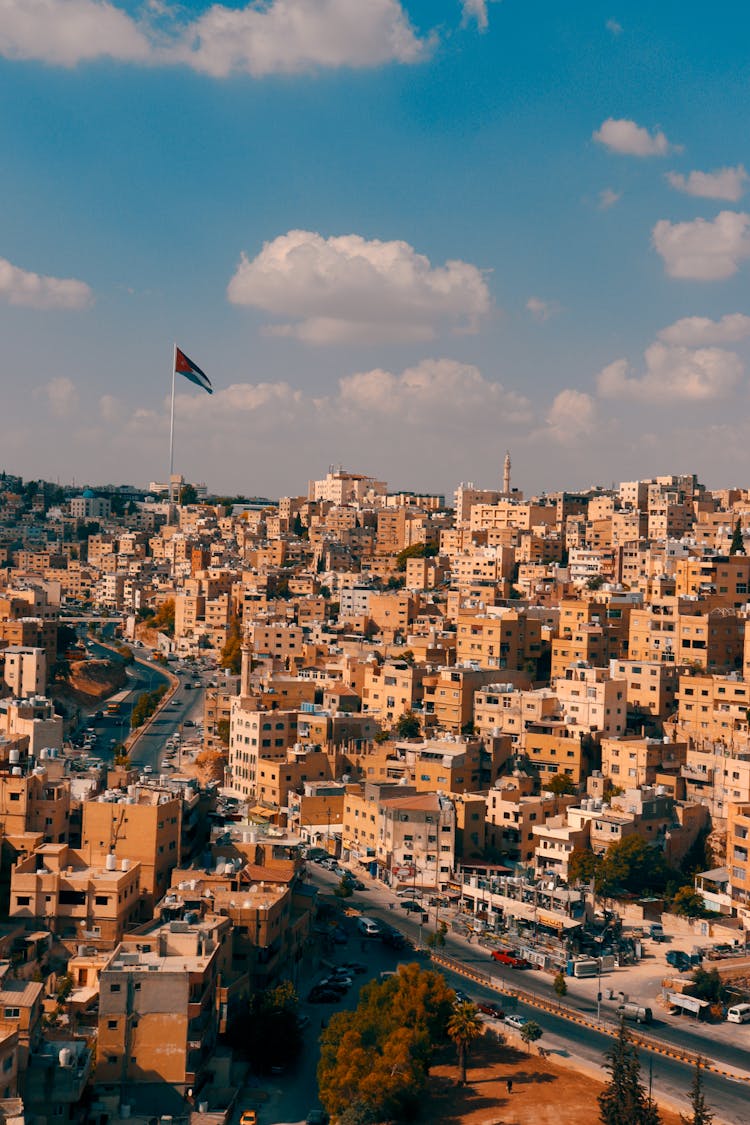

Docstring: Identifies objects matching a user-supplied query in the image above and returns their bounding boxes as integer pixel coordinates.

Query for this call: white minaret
[503,450,511,495]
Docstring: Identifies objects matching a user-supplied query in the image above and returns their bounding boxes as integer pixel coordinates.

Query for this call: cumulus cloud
[593,117,676,157]
[36,376,79,417]
[597,342,743,403]
[0,0,427,75]
[657,314,750,347]
[545,389,596,443]
[652,210,750,281]
[0,255,93,309]
[598,187,622,210]
[526,296,560,322]
[227,230,491,344]
[666,165,748,203]
[605,18,622,35]
[337,358,531,421]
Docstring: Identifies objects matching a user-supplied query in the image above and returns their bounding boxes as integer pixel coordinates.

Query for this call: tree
[519,1020,543,1053]
[395,711,420,739]
[568,847,602,887]
[598,1022,661,1125]
[553,971,568,998]
[681,1058,714,1125]
[180,482,198,506]
[220,616,243,674]
[446,1003,483,1084]
[216,719,230,746]
[671,886,706,919]
[729,518,745,556]
[395,543,438,571]
[318,964,454,1122]
[690,968,728,1006]
[598,836,676,898]
[150,599,175,636]
[334,877,353,899]
[224,980,302,1073]
[545,773,576,796]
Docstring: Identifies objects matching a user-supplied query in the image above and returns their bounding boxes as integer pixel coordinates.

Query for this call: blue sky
[1,0,749,498]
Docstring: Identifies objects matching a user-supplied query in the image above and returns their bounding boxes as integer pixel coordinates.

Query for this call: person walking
[506,1079,513,1094]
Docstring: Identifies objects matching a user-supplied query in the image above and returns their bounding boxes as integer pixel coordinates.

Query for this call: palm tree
[446,1002,483,1085]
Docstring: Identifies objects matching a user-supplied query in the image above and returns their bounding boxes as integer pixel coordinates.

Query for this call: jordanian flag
[175,346,212,394]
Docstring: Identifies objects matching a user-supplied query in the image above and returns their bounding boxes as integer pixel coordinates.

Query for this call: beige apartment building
[228,701,299,801]
[10,843,141,946]
[600,734,687,788]
[455,607,543,672]
[609,657,679,720]
[360,658,426,724]
[727,802,750,924]
[378,792,456,889]
[81,789,181,914]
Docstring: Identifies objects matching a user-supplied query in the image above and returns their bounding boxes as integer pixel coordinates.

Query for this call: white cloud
[605,18,622,35]
[666,165,748,203]
[597,341,743,403]
[526,296,560,322]
[99,394,124,423]
[0,255,93,309]
[593,117,676,157]
[227,230,491,344]
[0,0,427,75]
[545,389,596,443]
[0,0,150,67]
[37,376,79,417]
[652,210,750,281]
[598,187,621,210]
[460,0,499,31]
[337,358,531,422]
[657,314,750,347]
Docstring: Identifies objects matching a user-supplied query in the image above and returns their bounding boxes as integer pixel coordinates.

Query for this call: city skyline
[1,0,749,496]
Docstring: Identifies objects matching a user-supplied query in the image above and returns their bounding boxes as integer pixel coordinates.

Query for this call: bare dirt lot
[421,1037,683,1125]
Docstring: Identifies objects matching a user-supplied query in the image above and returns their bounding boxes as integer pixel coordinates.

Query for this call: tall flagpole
[168,342,176,508]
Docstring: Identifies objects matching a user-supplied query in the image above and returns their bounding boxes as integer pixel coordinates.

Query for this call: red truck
[491,949,531,969]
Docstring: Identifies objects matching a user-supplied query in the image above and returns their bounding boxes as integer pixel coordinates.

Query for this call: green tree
[318,964,454,1122]
[598,836,676,898]
[519,1020,543,1053]
[395,542,438,571]
[180,482,198,506]
[334,877,353,899]
[553,971,568,998]
[690,968,728,1006]
[446,1002,483,1084]
[598,1022,661,1125]
[545,773,577,796]
[395,711,421,738]
[568,847,602,887]
[150,599,175,636]
[216,719,230,746]
[680,1058,714,1125]
[671,886,706,919]
[729,518,745,556]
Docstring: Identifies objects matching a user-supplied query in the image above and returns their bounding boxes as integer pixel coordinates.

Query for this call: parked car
[453,990,472,1005]
[239,1112,257,1125]
[400,899,424,913]
[341,961,367,975]
[504,1014,529,1030]
[666,950,691,972]
[491,949,531,969]
[380,927,407,950]
[478,1001,506,1019]
[307,986,341,1003]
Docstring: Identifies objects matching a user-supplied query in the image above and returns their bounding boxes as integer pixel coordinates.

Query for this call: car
[491,949,531,969]
[325,973,353,987]
[184,719,195,727]
[343,876,365,890]
[453,990,472,1006]
[239,1112,257,1125]
[306,1111,329,1125]
[340,961,367,975]
[331,929,348,945]
[307,986,341,1003]
[319,976,350,992]
[380,927,407,950]
[478,1001,506,1020]
[504,1014,529,1030]
[400,899,423,912]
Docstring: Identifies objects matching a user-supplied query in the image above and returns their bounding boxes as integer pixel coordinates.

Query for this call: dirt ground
[421,1036,683,1125]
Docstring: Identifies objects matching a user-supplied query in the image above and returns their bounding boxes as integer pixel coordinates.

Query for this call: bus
[105,689,130,715]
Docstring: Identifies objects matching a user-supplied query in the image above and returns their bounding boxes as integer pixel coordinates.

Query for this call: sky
[1,0,749,500]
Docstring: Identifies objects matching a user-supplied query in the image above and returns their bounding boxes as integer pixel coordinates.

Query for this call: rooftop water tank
[105,854,117,872]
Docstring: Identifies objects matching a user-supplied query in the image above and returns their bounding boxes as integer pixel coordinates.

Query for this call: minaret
[240,637,253,698]
[503,450,511,495]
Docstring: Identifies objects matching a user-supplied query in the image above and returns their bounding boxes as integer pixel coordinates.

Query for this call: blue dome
[81,488,95,498]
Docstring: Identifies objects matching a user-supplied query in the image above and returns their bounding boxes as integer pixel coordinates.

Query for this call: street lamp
[596,958,602,1021]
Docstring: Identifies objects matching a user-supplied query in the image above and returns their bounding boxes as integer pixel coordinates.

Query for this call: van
[666,950,691,972]
[357,917,380,937]
[727,1003,750,1024]
[649,923,665,942]
[617,1002,653,1025]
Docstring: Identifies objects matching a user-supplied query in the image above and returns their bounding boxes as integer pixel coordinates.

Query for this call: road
[73,637,206,773]
[249,864,746,1125]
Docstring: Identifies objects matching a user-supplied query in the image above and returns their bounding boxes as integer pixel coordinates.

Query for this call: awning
[669,992,709,1014]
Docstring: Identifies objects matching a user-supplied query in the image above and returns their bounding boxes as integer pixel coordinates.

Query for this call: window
[110,983,121,993]
[107,1019,118,1029]
[3,1009,19,1020]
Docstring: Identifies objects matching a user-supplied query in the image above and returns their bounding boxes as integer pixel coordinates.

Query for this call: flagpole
[168,342,176,507]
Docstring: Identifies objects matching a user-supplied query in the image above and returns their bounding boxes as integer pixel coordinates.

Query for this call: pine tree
[598,1022,661,1125]
[730,518,745,555]
[681,1058,714,1125]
